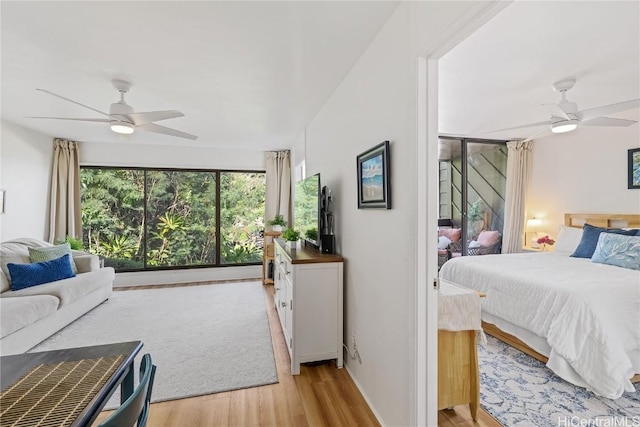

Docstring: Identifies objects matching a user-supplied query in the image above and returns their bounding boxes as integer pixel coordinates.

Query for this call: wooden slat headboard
[564,213,640,229]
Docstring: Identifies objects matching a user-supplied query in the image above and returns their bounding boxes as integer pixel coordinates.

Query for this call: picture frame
[357,141,391,209]
[629,148,640,189]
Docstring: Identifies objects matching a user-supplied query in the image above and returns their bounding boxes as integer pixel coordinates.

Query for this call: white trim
[419,1,512,59]
[414,2,512,425]
[415,56,429,427]
[114,266,261,287]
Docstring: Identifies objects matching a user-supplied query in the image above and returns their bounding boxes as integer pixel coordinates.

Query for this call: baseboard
[114,277,261,291]
[114,265,261,287]
[344,363,386,427]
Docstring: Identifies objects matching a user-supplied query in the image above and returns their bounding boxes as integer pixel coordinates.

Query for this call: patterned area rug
[479,335,640,427]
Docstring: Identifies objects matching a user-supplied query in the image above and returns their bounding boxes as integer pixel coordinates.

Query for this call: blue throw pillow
[591,233,640,270]
[7,254,75,291]
[570,224,638,259]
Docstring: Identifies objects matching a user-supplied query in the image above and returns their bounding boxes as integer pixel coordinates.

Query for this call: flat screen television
[294,173,321,246]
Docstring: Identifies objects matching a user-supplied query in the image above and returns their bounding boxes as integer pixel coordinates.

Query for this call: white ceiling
[1,1,399,150]
[439,0,640,141]
[3,1,638,151]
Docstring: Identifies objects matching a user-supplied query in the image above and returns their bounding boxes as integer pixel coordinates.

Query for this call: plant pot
[272,225,283,232]
[286,240,297,250]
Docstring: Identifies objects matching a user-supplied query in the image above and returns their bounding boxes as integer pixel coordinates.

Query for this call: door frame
[414,2,512,425]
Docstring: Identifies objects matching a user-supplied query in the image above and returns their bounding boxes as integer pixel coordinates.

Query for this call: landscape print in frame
[629,148,640,189]
[357,141,391,209]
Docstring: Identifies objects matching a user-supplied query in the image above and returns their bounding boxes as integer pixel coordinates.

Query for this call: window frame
[80,165,266,272]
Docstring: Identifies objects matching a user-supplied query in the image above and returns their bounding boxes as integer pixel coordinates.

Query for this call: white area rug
[30,281,278,407]
[479,335,640,427]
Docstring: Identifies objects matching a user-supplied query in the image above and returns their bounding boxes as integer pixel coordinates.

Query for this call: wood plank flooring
[95,282,500,426]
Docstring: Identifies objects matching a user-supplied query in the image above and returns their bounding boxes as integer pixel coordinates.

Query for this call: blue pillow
[7,254,75,291]
[591,233,640,270]
[570,224,638,258]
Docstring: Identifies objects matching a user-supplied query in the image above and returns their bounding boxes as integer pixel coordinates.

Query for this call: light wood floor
[96,282,500,426]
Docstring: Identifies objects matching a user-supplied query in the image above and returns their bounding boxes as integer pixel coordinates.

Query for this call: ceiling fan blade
[580,99,640,121]
[480,120,549,134]
[27,116,110,123]
[581,117,637,127]
[127,110,185,126]
[137,123,198,140]
[36,89,111,118]
[523,127,551,142]
[541,103,570,120]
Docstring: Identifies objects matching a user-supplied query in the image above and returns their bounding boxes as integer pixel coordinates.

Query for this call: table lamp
[526,218,542,248]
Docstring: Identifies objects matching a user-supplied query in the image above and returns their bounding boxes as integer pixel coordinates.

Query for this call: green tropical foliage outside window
[80,167,265,271]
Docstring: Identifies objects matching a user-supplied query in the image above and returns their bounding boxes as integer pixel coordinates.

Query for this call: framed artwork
[357,141,391,209]
[629,148,640,189]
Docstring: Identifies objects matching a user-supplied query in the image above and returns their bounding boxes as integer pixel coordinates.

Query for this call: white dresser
[273,239,344,375]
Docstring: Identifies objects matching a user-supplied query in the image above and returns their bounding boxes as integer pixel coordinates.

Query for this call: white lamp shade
[526,218,542,231]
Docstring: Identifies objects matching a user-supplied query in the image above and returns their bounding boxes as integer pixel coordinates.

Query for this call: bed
[439,213,640,399]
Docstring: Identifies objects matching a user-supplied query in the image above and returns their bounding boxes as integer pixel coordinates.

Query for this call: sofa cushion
[29,242,78,274]
[0,294,60,338]
[1,270,108,307]
[438,228,462,242]
[477,230,501,247]
[8,254,76,291]
[1,239,54,287]
[73,254,100,273]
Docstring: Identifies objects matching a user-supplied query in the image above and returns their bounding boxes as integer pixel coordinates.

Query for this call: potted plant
[305,228,318,242]
[56,235,83,250]
[282,228,300,250]
[268,214,287,232]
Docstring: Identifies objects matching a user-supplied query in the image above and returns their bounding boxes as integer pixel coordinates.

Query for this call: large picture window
[80,167,265,271]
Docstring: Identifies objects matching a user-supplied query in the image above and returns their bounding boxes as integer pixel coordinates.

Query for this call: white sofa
[0,238,115,356]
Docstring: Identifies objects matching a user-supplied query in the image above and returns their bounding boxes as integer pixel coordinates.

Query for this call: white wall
[301,2,478,425]
[528,124,640,236]
[81,141,265,170]
[0,120,53,241]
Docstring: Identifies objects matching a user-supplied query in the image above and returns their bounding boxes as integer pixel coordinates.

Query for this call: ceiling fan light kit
[482,78,638,140]
[30,79,198,140]
[110,122,135,134]
[550,118,579,134]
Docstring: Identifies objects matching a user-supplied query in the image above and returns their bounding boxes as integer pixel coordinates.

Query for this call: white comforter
[439,252,640,399]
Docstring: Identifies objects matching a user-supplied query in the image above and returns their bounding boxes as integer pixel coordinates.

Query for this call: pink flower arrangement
[537,235,555,246]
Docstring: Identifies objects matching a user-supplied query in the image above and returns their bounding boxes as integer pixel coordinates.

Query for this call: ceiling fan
[30,79,198,140]
[485,79,639,140]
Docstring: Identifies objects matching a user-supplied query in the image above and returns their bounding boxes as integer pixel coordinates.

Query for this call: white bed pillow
[555,225,584,254]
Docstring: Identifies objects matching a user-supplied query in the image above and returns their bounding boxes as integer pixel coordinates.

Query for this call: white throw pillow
[555,225,584,254]
[438,236,452,250]
[468,240,481,248]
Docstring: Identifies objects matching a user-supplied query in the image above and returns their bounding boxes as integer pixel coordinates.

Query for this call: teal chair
[99,353,156,427]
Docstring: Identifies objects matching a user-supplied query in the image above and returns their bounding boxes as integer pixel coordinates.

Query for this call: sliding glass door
[438,137,507,256]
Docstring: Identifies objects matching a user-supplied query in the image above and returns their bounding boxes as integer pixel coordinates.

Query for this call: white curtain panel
[265,151,291,227]
[48,138,81,244]
[502,140,534,253]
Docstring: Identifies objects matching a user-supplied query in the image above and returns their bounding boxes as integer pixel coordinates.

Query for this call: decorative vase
[272,225,283,232]
[286,240,297,250]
